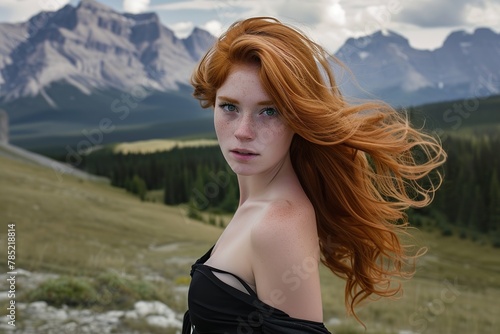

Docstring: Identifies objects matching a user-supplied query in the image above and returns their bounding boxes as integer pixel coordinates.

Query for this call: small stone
[26,301,48,313]
[134,300,172,317]
[146,315,182,328]
[124,310,138,319]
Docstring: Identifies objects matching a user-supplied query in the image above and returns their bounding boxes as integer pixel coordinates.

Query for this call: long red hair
[191,17,446,321]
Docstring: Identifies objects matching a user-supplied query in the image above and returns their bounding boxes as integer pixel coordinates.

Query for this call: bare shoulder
[250,198,323,322]
[251,198,318,255]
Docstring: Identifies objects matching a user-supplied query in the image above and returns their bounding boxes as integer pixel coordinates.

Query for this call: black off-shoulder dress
[182,246,332,334]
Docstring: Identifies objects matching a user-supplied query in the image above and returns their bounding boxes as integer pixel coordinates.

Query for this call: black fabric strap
[204,265,256,296]
[182,310,192,334]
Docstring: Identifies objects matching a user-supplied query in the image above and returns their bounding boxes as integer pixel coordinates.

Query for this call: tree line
[80,132,500,244]
[81,146,239,212]
[421,132,500,239]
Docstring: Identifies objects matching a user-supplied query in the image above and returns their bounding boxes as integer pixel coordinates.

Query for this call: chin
[229,165,257,176]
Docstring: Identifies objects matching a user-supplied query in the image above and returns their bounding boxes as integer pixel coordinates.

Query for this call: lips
[230,149,258,155]
[229,149,259,159]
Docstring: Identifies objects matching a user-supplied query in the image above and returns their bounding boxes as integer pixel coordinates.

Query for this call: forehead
[216,63,271,102]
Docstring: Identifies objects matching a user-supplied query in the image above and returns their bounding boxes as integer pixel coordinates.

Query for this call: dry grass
[0,154,499,333]
[0,155,221,279]
[320,230,500,333]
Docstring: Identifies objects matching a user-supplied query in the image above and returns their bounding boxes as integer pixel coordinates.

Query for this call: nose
[234,114,255,141]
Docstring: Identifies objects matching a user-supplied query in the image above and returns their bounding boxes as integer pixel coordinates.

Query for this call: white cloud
[39,0,71,11]
[202,19,223,37]
[151,0,251,11]
[393,0,488,28]
[167,21,194,38]
[123,0,150,14]
[465,1,500,28]
[0,0,70,22]
[325,1,346,26]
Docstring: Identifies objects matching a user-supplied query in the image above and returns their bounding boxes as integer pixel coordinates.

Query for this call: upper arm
[250,201,323,322]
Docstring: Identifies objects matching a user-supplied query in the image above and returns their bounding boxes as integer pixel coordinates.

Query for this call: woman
[182,17,446,334]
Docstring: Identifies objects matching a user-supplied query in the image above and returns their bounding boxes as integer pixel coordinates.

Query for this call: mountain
[0,0,499,151]
[334,28,500,106]
[0,0,216,102]
[0,0,216,150]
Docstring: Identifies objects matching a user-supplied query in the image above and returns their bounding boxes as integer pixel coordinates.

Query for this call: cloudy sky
[0,0,499,52]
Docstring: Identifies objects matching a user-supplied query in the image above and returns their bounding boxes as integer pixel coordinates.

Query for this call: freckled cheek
[257,124,290,146]
[214,116,230,141]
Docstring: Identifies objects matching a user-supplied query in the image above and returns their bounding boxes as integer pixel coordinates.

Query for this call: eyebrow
[217,96,274,106]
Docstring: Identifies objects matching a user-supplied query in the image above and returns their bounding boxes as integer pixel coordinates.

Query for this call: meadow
[0,151,499,333]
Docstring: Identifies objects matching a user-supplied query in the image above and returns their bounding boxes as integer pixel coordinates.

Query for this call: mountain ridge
[334,27,500,105]
[0,0,499,150]
[1,0,499,107]
[0,0,216,103]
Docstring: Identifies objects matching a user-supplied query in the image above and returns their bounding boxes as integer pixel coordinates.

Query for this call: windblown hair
[191,17,446,321]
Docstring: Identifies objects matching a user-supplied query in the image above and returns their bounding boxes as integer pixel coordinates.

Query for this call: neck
[237,154,297,205]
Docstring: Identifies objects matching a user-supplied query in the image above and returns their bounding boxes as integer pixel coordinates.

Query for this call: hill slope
[0,142,108,182]
[0,154,221,276]
[0,154,499,333]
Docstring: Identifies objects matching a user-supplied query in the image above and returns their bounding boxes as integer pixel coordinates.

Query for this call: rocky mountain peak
[0,0,216,102]
[0,0,497,108]
[334,26,500,105]
[473,27,497,39]
[183,27,216,60]
[77,0,115,13]
[373,30,409,45]
[342,29,410,51]
[441,28,499,49]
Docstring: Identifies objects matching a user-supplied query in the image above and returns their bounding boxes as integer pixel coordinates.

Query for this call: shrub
[27,276,98,308]
[26,272,169,310]
[94,272,157,309]
[441,227,453,237]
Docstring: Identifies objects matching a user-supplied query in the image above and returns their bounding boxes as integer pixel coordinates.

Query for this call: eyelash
[218,103,278,117]
[261,107,278,117]
[218,103,236,112]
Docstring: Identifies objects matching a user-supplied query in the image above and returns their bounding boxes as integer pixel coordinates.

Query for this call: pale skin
[203,63,324,322]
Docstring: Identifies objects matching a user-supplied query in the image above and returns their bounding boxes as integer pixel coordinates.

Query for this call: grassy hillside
[0,155,221,277]
[0,154,499,333]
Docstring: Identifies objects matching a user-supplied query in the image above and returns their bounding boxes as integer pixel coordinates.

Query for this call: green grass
[0,155,222,278]
[1,154,499,333]
[24,271,177,311]
[320,229,500,333]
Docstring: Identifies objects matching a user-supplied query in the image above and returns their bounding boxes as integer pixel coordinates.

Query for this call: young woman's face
[214,63,295,176]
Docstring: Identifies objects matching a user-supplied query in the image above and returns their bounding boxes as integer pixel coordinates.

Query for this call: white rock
[15,268,32,277]
[26,301,48,313]
[95,310,123,324]
[146,315,182,328]
[134,300,175,317]
[105,310,125,318]
[124,310,138,319]
[0,291,9,301]
[45,307,68,322]
[326,317,342,326]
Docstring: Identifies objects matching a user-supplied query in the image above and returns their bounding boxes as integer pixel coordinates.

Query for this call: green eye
[262,108,278,116]
[219,103,236,112]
